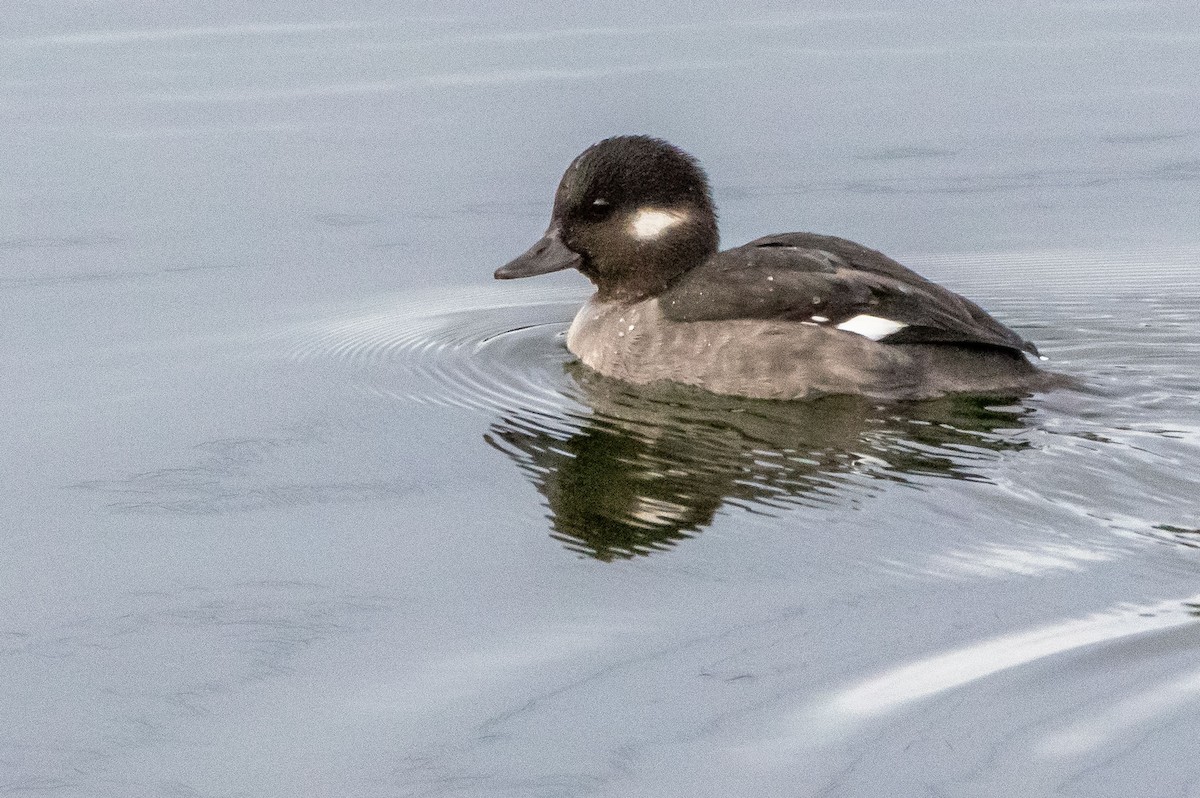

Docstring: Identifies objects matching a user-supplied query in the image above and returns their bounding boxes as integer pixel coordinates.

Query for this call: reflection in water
[487,365,1034,560]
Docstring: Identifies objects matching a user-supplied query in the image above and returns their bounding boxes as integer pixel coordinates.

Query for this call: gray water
[3,2,1200,796]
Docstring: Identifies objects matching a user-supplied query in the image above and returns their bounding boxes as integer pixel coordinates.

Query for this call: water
[3,3,1200,796]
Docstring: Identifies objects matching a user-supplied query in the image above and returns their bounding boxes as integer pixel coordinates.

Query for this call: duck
[495,135,1064,401]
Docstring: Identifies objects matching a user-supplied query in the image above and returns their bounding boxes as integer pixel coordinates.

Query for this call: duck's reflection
[486,365,1034,561]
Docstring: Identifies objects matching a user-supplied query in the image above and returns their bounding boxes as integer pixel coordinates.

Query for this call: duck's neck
[585,215,719,303]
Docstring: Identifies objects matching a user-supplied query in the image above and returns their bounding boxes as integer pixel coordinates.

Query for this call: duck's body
[497,136,1062,401]
[568,295,1049,401]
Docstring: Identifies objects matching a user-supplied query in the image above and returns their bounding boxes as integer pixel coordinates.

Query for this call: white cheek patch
[629,208,687,241]
[835,314,908,341]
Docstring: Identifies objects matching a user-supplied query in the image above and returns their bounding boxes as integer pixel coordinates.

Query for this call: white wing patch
[835,314,908,340]
[630,208,687,240]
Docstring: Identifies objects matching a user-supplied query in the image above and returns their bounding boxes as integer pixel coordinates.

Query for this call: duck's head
[495,135,719,301]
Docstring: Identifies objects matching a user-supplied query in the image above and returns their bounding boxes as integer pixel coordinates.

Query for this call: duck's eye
[582,197,613,220]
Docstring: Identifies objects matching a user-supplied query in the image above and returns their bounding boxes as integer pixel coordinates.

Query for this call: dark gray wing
[661,232,1039,356]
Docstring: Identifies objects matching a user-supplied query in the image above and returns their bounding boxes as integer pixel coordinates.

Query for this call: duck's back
[661,233,1038,357]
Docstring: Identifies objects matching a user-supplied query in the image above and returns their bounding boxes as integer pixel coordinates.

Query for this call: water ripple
[287,283,584,421]
[820,595,1200,720]
[282,282,1048,560]
[279,263,1196,561]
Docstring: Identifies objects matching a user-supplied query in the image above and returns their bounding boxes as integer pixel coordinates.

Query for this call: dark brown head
[495,136,720,301]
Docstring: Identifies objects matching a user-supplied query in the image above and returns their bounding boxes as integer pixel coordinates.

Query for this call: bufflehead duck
[496,135,1063,400]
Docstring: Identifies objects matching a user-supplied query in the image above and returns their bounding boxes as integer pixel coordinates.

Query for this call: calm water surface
[3,2,1200,796]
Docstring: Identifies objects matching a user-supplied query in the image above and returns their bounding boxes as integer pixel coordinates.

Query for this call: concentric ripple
[286,282,587,421]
